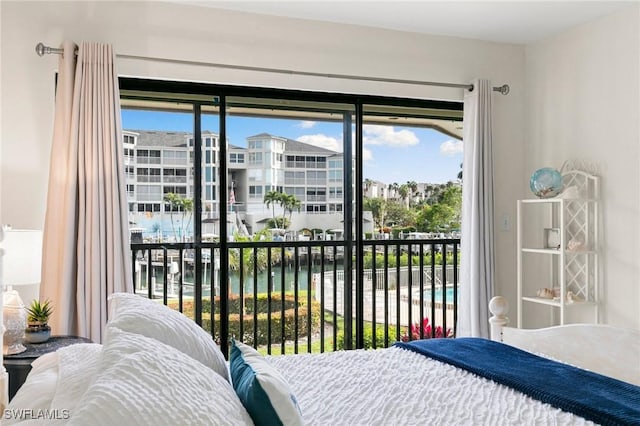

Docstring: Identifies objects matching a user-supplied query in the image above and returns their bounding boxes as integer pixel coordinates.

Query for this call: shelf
[522,296,596,307]
[521,248,561,254]
[517,169,599,328]
[521,248,596,255]
[520,198,597,204]
[522,296,561,307]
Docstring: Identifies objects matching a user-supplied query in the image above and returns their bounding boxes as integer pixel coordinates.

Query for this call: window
[164,150,187,165]
[137,168,161,183]
[329,159,341,169]
[306,171,326,185]
[306,187,326,202]
[329,170,342,183]
[230,153,245,163]
[249,185,263,199]
[121,79,463,247]
[284,186,306,200]
[163,186,187,196]
[137,185,162,201]
[329,203,343,213]
[306,204,327,213]
[137,203,161,212]
[248,169,263,182]
[284,171,305,185]
[249,152,263,165]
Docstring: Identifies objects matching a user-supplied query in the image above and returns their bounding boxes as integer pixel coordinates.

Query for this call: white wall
[1,1,525,313]
[524,4,640,329]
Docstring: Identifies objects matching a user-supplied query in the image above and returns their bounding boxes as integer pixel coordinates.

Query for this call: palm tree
[163,193,193,241]
[180,198,194,241]
[407,180,418,195]
[398,184,410,208]
[228,230,282,276]
[388,182,399,199]
[406,180,418,205]
[163,193,181,240]
[363,197,386,230]
[282,194,301,228]
[263,190,283,228]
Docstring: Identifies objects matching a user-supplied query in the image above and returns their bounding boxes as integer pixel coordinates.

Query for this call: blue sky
[122,109,462,184]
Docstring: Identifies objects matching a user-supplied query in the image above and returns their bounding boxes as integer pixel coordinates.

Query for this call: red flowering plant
[401,317,453,342]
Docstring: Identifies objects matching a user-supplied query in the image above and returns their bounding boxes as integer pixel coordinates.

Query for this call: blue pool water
[422,287,457,303]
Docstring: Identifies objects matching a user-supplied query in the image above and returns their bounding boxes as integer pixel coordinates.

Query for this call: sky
[122,109,463,185]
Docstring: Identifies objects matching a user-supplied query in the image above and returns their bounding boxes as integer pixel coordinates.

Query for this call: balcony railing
[130,237,460,356]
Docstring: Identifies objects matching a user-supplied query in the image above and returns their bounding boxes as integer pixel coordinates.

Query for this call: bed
[4,294,639,425]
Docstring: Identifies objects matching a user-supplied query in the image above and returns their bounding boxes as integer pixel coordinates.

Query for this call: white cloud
[299,121,316,129]
[362,125,419,147]
[440,139,463,156]
[362,148,373,162]
[297,134,341,152]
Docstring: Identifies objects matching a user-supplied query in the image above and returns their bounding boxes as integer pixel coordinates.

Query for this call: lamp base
[3,343,26,356]
[3,290,28,356]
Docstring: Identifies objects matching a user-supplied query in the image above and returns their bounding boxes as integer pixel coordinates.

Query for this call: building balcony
[130,237,460,354]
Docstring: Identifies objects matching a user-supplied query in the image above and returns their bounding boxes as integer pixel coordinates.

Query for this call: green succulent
[26,299,53,325]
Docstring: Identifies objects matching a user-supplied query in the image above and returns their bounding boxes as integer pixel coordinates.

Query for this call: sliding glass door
[120,78,462,355]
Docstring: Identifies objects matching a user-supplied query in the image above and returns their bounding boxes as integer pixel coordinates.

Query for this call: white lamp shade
[2,229,43,287]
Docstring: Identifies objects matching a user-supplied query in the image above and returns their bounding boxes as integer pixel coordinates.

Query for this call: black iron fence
[130,238,460,356]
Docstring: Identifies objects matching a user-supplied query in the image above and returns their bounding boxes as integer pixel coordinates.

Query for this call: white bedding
[8,343,595,426]
[266,347,595,426]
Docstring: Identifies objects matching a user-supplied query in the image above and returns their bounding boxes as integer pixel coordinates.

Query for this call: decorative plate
[530,167,563,198]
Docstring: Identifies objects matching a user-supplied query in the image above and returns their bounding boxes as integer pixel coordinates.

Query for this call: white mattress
[266,347,595,426]
[8,343,595,425]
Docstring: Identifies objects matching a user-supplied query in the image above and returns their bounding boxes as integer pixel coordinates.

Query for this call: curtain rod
[35,42,510,95]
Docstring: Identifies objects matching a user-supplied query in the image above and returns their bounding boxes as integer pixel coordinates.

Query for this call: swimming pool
[420,287,458,303]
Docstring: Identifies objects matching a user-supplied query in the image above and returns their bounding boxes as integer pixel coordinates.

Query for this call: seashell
[567,239,583,251]
[537,288,554,299]
[566,291,584,304]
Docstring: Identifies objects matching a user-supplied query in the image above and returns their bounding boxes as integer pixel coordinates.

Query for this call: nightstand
[3,335,92,400]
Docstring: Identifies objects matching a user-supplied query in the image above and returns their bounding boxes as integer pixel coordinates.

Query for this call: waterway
[139,262,335,297]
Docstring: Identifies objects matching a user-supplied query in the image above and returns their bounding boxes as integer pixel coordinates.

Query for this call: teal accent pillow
[230,340,304,426]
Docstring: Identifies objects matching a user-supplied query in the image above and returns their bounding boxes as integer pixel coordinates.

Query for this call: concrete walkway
[315,276,455,329]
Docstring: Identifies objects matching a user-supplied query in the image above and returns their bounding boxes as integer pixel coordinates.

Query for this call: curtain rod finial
[35,42,47,57]
[493,84,510,95]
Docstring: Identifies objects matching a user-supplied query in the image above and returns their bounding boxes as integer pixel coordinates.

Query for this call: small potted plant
[24,299,53,343]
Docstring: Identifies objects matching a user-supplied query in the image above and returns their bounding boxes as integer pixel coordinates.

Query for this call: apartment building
[123,129,350,239]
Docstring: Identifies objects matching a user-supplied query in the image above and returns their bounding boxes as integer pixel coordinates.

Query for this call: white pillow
[68,326,253,426]
[230,340,303,426]
[108,292,228,381]
[4,352,66,425]
[6,344,102,424]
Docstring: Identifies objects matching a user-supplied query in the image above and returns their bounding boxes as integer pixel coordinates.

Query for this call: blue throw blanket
[394,338,640,426]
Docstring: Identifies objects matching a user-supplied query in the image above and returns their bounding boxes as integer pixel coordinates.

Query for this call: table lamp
[2,227,43,355]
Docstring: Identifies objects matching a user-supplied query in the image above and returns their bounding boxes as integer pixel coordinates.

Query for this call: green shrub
[362,251,457,269]
[168,294,321,346]
[336,323,401,350]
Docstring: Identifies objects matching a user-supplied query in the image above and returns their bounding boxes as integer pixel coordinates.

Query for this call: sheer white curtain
[40,41,133,343]
[458,79,495,338]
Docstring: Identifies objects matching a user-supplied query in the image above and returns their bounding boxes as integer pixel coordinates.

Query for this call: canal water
[142,263,339,297]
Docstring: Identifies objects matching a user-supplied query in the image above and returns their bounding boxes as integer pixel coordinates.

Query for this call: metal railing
[130,237,460,356]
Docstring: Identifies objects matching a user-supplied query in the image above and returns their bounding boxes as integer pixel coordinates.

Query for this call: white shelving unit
[516,170,599,328]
